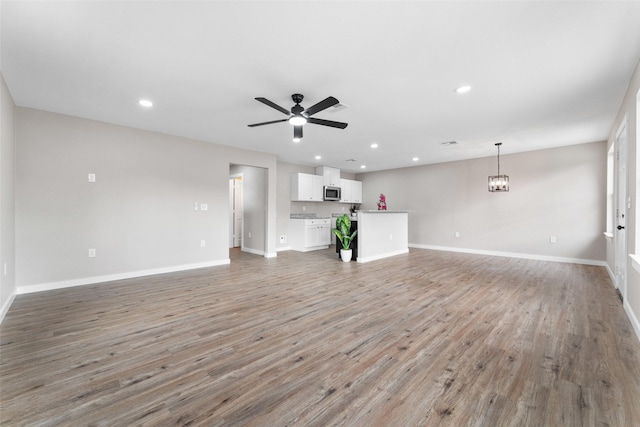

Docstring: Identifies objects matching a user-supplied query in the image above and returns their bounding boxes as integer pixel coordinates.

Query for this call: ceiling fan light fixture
[288,115,307,126]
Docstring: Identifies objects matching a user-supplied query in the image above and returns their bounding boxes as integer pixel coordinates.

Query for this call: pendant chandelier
[488,142,509,192]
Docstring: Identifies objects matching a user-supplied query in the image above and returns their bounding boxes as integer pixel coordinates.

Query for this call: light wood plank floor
[1,248,640,426]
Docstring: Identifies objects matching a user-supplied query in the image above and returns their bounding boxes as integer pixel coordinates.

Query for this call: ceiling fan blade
[247,119,288,127]
[304,96,339,116]
[294,125,303,140]
[255,97,290,115]
[307,117,348,129]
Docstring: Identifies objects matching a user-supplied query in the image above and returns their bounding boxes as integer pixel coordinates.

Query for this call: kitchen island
[356,210,409,262]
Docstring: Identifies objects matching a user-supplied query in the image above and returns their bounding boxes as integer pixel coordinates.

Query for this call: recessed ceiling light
[370,143,379,149]
[138,99,153,107]
[315,155,322,160]
[412,157,419,161]
[360,165,367,169]
[454,85,471,94]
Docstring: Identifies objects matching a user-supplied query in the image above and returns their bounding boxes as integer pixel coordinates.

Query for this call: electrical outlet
[280,235,287,243]
[248,232,252,238]
[455,231,460,238]
[88,248,96,258]
[88,173,96,182]
[200,240,206,247]
[200,203,208,211]
[549,236,557,244]
[390,234,393,240]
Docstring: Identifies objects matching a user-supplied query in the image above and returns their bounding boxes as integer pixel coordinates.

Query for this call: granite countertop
[357,210,409,213]
[289,214,331,219]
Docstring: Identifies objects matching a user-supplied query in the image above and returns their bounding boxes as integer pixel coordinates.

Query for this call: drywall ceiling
[2,1,639,173]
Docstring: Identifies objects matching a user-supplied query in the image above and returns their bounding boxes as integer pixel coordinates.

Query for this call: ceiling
[2,1,639,173]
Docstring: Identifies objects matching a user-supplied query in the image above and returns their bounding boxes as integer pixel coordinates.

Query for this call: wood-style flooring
[1,248,640,426]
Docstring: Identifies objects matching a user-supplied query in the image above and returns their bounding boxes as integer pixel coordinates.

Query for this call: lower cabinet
[289,218,331,251]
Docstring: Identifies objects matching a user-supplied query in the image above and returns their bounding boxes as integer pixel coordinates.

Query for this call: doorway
[614,115,628,301]
[229,175,243,248]
[229,165,268,256]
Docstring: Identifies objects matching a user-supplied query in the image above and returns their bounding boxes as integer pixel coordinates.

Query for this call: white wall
[1,72,16,320]
[14,108,277,292]
[357,141,607,263]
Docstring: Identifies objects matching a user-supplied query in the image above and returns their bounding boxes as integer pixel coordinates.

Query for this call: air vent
[345,158,357,162]
[441,141,458,146]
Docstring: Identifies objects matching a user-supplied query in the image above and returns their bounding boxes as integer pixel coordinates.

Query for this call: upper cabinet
[352,180,362,203]
[315,166,340,188]
[291,173,324,202]
[340,179,362,204]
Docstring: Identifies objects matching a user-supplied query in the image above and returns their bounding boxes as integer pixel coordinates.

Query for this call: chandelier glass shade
[488,143,509,192]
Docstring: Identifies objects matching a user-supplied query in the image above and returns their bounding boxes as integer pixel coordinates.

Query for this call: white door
[615,116,628,301]
[234,178,243,247]
[229,179,234,247]
[228,176,243,248]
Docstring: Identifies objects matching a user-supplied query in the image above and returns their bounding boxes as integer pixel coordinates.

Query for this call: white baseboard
[290,246,329,253]
[15,259,231,295]
[357,248,409,263]
[605,264,615,285]
[241,246,265,256]
[277,246,292,252]
[265,252,278,258]
[624,298,640,342]
[409,244,607,266]
[0,293,16,324]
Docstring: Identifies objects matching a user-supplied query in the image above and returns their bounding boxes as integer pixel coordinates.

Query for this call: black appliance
[324,186,341,201]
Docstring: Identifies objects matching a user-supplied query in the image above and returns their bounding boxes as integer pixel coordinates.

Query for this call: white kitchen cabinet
[291,173,323,202]
[339,179,363,204]
[351,180,362,203]
[289,218,331,251]
[340,179,352,203]
[315,166,341,188]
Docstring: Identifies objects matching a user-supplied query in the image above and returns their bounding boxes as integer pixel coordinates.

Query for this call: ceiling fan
[248,94,348,142]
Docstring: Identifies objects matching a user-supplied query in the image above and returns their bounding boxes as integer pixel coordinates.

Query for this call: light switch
[88,248,96,257]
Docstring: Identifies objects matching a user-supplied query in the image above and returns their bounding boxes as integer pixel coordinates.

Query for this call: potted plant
[333,214,357,262]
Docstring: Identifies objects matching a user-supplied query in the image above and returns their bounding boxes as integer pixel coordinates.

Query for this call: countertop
[357,210,409,213]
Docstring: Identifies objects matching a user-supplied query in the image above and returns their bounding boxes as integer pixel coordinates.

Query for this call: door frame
[614,113,629,301]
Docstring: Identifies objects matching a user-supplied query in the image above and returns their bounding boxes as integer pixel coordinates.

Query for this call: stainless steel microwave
[323,186,341,201]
